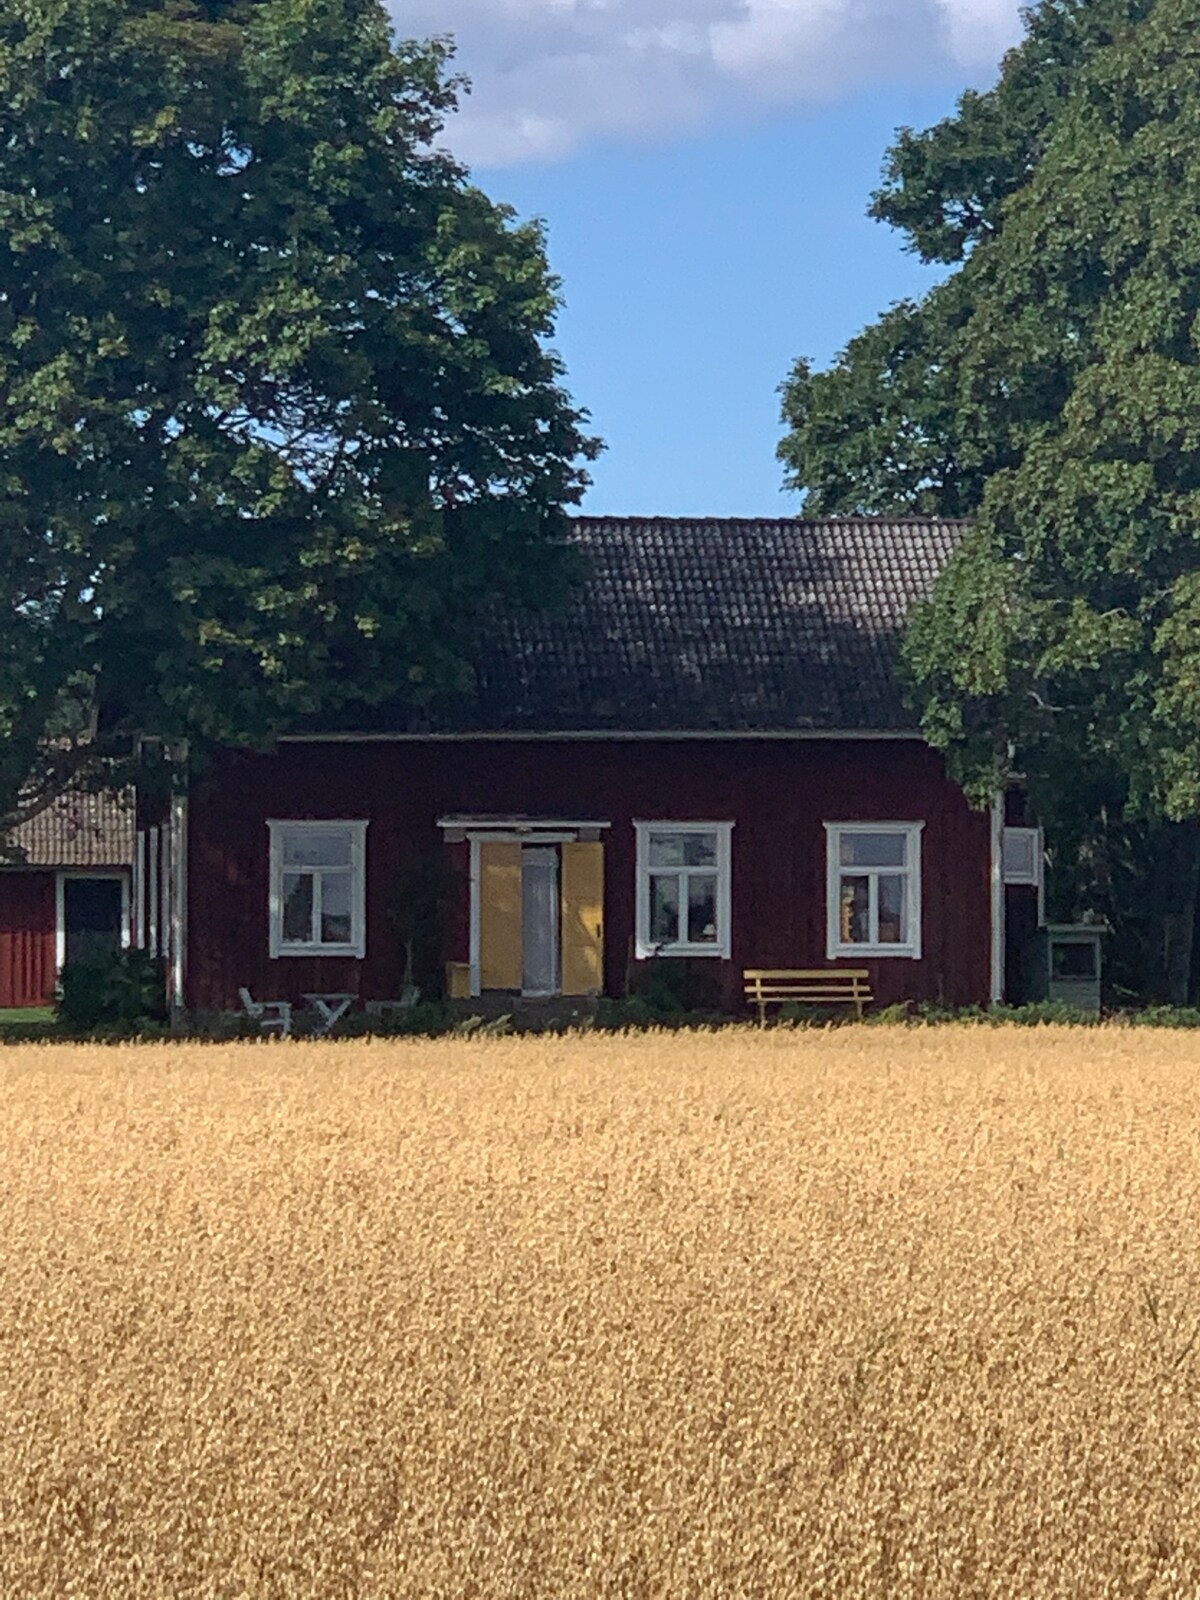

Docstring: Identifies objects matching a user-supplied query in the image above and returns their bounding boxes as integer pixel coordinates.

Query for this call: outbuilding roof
[6,787,134,868]
[387,515,969,736]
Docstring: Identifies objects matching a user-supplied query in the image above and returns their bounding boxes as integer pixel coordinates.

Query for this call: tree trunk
[1155,822,1200,1006]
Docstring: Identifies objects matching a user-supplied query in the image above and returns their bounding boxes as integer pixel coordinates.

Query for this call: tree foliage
[909,0,1200,818]
[870,0,1155,266]
[780,0,1155,518]
[780,0,1200,996]
[782,0,1200,813]
[0,0,597,826]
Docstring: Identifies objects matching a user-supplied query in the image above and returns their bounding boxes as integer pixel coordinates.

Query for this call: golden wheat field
[4,1027,1200,1598]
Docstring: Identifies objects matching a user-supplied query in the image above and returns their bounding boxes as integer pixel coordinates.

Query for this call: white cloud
[933,0,1026,69]
[710,0,853,88]
[390,0,1026,168]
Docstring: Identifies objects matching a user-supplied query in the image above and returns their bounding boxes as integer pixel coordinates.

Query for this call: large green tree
[0,0,597,827]
[780,0,1154,517]
[780,0,1200,1000]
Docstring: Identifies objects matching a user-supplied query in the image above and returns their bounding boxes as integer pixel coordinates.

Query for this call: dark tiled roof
[422,516,967,735]
[7,788,134,867]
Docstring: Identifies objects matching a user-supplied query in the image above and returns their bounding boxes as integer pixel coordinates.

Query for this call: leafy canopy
[0,0,597,822]
[779,0,1200,830]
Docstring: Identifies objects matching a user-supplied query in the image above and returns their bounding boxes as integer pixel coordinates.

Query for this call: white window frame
[825,822,924,960]
[1002,826,1043,888]
[268,820,368,959]
[56,871,132,973]
[634,820,733,960]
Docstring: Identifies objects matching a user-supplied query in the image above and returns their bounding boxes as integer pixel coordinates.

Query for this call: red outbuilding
[0,790,133,1008]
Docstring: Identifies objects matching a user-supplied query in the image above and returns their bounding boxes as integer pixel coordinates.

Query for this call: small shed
[1039,923,1105,1015]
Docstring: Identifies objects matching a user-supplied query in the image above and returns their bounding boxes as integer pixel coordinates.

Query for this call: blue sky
[391,1,1025,516]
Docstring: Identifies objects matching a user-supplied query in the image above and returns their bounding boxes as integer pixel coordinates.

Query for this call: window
[268,820,367,958]
[635,822,733,958]
[1052,939,1098,980]
[825,823,923,959]
[1003,826,1043,887]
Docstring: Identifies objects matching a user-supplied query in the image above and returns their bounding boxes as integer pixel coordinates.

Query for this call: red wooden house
[158,516,1036,1019]
[0,789,133,1008]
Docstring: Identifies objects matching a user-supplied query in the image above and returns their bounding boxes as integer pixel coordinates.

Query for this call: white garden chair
[238,987,293,1038]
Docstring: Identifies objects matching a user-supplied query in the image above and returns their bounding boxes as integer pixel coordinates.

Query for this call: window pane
[282,873,314,943]
[839,875,871,944]
[840,831,906,868]
[282,828,352,869]
[877,875,907,944]
[687,874,719,943]
[320,871,352,945]
[649,832,687,867]
[649,873,681,944]
[649,831,718,867]
[1053,941,1097,979]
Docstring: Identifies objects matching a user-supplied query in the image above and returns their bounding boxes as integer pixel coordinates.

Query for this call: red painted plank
[0,873,57,1008]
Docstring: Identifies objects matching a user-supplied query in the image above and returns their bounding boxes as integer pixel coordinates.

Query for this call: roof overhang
[437,816,612,831]
[282,728,925,744]
[437,815,612,844]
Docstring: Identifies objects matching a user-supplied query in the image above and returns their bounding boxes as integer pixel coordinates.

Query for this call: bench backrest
[743,968,872,1002]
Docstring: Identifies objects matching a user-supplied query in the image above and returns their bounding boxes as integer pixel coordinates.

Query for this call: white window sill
[829,945,921,961]
[635,943,729,960]
[271,944,365,960]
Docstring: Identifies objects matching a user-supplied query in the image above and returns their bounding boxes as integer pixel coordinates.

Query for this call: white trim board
[169,793,189,1013]
[56,870,132,973]
[991,795,1005,1007]
[282,729,925,745]
[468,836,482,998]
[437,816,613,831]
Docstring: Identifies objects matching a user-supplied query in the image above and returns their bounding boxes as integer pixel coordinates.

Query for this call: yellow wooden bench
[743,968,873,1025]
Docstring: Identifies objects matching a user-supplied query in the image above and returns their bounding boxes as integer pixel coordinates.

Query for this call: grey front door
[521,847,560,995]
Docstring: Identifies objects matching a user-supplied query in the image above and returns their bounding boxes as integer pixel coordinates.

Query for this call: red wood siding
[186,739,993,1013]
[0,872,57,1008]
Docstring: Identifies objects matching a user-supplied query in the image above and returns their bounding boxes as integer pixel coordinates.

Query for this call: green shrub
[1126,1005,1200,1029]
[595,996,671,1030]
[336,1001,456,1038]
[182,1010,266,1041]
[597,996,727,1032]
[998,1002,1103,1026]
[622,957,724,1020]
[907,1000,1104,1027]
[57,950,168,1034]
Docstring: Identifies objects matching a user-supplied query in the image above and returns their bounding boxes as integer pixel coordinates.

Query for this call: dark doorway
[63,877,125,967]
